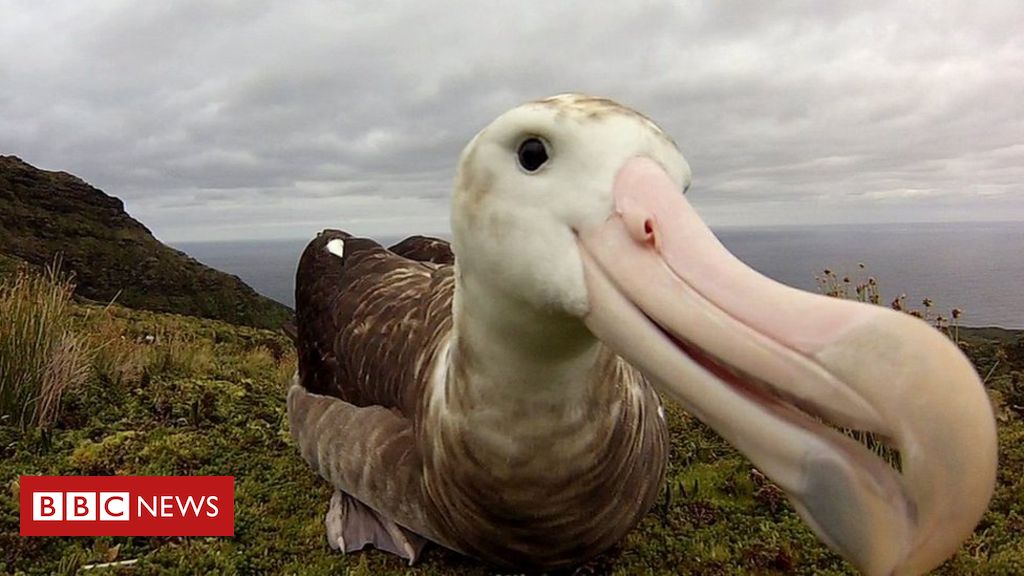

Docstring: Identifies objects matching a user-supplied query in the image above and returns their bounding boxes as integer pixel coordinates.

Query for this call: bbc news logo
[32,490,220,522]
[33,491,132,521]
[20,476,234,536]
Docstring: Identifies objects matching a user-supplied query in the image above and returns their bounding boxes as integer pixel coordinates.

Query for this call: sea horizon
[173,220,1024,330]
[163,218,1024,245]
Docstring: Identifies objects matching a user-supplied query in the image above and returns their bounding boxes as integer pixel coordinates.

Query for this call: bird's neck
[447,267,608,410]
[426,265,632,481]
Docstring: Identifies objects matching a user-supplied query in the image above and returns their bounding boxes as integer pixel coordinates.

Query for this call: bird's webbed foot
[325,489,429,565]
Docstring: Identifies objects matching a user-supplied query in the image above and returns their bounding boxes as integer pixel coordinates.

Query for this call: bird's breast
[419,364,668,570]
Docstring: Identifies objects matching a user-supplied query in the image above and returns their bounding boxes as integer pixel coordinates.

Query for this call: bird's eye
[516,138,548,172]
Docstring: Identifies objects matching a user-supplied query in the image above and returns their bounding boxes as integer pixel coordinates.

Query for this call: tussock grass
[0,264,92,430]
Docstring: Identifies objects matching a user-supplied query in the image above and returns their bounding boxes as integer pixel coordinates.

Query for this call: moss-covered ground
[2,303,1022,575]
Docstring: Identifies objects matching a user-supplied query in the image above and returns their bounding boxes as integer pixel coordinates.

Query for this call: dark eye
[516,137,548,172]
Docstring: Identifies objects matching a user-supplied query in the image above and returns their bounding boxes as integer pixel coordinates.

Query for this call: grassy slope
[1,304,1022,575]
[0,156,291,330]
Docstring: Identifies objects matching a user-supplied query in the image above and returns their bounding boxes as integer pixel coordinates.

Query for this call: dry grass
[236,344,297,387]
[816,263,963,342]
[815,263,882,305]
[237,345,277,380]
[78,302,296,392]
[86,308,147,387]
[0,264,93,429]
[141,335,216,378]
[274,348,298,388]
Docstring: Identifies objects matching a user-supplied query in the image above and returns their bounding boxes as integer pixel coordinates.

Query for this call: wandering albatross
[287,94,996,575]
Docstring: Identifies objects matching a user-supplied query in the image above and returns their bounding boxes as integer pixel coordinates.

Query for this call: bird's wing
[289,230,459,554]
[388,235,454,265]
[294,229,454,416]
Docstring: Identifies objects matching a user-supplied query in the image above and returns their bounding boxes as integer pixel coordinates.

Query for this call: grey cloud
[1,0,1021,241]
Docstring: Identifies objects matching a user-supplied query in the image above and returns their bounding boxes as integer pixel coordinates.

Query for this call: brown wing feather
[295,230,454,416]
[388,235,454,265]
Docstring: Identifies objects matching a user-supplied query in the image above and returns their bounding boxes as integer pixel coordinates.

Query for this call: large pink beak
[578,157,997,576]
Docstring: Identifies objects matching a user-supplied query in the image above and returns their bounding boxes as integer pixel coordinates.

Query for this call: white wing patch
[326,239,346,259]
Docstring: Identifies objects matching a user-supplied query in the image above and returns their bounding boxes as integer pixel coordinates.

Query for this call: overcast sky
[2,1,1022,242]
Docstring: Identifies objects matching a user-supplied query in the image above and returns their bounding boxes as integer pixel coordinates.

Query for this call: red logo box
[20,476,234,536]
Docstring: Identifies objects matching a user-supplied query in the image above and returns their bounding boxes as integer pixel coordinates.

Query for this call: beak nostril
[620,200,659,248]
[644,218,658,248]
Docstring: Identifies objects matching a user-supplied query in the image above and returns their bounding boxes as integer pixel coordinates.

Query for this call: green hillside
[0,156,290,330]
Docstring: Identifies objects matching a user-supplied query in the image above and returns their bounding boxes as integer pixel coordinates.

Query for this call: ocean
[173,221,1024,329]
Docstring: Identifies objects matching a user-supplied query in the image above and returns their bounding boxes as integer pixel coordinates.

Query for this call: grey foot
[325,490,428,565]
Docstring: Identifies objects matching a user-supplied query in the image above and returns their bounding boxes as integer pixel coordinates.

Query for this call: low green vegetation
[1,267,1022,575]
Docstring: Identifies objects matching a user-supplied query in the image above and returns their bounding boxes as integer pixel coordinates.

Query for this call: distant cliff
[0,155,291,329]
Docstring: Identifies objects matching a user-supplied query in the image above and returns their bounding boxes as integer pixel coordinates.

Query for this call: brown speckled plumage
[289,229,669,571]
[532,94,677,148]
